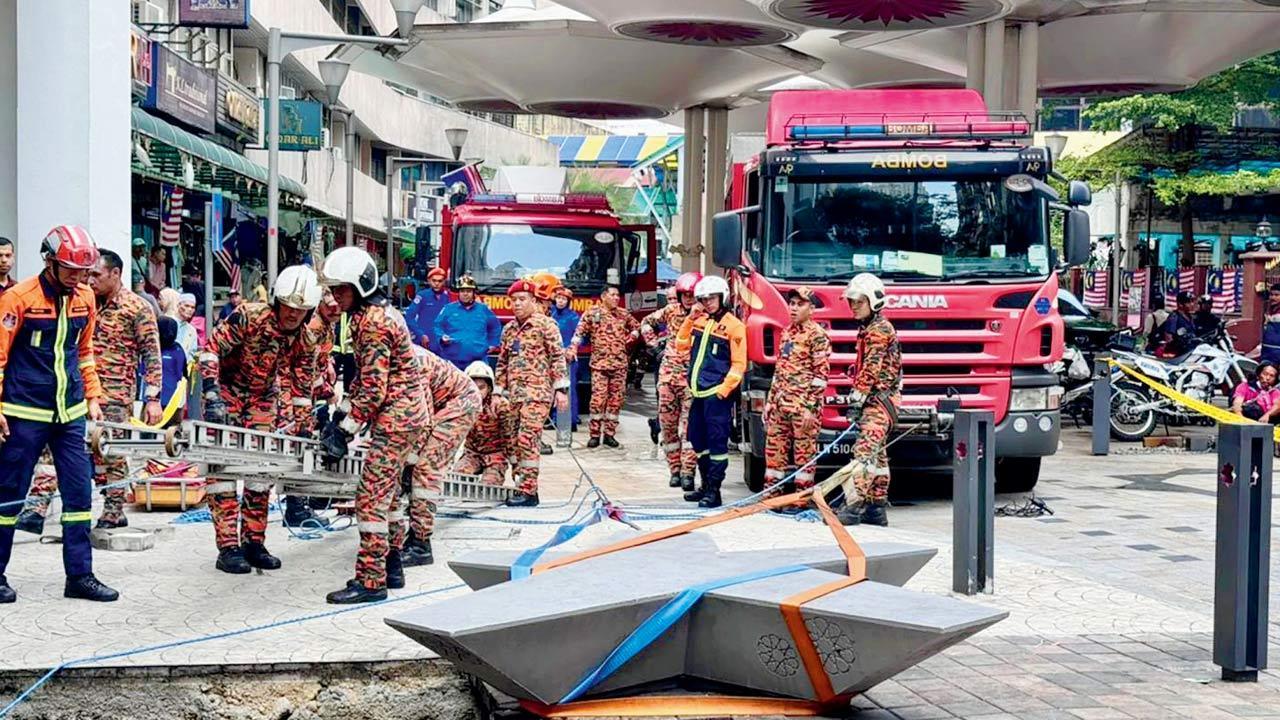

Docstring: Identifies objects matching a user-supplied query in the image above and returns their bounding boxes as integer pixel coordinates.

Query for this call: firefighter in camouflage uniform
[319,246,429,604]
[199,265,325,574]
[496,278,569,507]
[457,361,515,486]
[398,345,481,568]
[571,285,638,447]
[763,287,830,501]
[640,272,700,490]
[827,273,900,527]
[18,250,164,532]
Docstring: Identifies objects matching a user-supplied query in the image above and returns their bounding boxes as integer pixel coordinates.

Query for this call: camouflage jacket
[495,313,568,404]
[199,303,318,419]
[769,319,831,410]
[573,305,638,371]
[851,314,901,407]
[283,314,336,434]
[639,303,692,369]
[95,287,162,407]
[417,346,482,414]
[466,394,516,456]
[345,304,429,433]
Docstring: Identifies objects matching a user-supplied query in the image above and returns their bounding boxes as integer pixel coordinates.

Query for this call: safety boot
[698,475,723,509]
[65,574,119,602]
[14,509,44,535]
[505,492,540,508]
[216,547,252,574]
[95,515,128,530]
[401,536,434,567]
[586,436,601,449]
[836,502,864,527]
[680,475,696,492]
[283,496,330,529]
[327,582,387,605]
[858,502,889,527]
[0,576,14,604]
[539,440,554,455]
[668,473,683,488]
[242,542,282,570]
[602,436,620,449]
[386,550,406,589]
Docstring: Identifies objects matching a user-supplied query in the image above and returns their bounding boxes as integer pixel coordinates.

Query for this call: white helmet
[465,360,495,384]
[272,265,322,310]
[693,275,730,303]
[320,246,379,298]
[843,272,887,312]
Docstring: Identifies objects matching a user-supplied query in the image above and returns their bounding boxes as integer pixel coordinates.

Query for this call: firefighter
[640,272,700,490]
[0,225,118,603]
[832,273,901,527]
[676,276,746,509]
[318,247,430,604]
[495,278,569,507]
[550,286,580,432]
[457,361,515,485]
[406,267,452,352]
[17,250,164,533]
[399,345,482,568]
[530,272,563,454]
[434,274,501,370]
[199,264,325,574]
[571,285,639,448]
[763,287,830,503]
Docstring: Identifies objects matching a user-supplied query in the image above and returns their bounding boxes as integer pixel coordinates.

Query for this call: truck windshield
[766,178,1048,282]
[453,224,619,296]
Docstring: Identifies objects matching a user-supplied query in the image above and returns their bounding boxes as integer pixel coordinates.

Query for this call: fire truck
[435,169,660,393]
[713,89,1092,493]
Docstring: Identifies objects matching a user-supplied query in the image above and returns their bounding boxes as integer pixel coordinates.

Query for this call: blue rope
[0,582,468,718]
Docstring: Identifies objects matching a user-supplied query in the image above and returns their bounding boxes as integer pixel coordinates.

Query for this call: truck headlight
[1010,387,1058,411]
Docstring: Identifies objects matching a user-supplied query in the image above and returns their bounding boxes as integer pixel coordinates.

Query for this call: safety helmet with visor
[843,273,887,313]
[320,247,380,298]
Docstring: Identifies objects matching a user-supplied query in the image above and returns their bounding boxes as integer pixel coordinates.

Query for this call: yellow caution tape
[127,379,187,430]
[1108,360,1280,443]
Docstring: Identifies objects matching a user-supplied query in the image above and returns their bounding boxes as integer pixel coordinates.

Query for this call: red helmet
[42,225,100,270]
[674,271,703,296]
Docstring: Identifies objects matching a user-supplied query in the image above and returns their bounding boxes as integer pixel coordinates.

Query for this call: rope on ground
[0,582,469,719]
[995,495,1053,518]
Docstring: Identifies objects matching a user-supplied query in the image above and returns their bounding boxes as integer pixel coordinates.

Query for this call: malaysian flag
[1209,266,1242,314]
[161,185,184,248]
[1180,267,1198,303]
[1163,269,1179,310]
[212,220,240,293]
[1120,269,1149,311]
[1083,269,1108,307]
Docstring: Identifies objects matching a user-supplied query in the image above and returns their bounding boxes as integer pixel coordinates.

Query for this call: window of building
[1039,98,1093,132]
[372,146,388,182]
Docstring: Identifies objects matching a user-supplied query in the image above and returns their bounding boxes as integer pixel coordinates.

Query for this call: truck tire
[994,457,1040,494]
[744,453,766,493]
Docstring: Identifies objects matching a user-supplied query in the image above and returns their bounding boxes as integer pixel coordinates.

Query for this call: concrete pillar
[679,107,705,274]
[703,106,729,277]
[1,0,130,278]
[981,20,1005,110]
[1002,24,1019,112]
[1017,22,1039,125]
[965,25,984,92]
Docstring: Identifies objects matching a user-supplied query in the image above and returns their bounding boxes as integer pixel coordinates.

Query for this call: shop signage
[130,27,153,99]
[276,100,324,152]
[177,0,251,29]
[217,73,261,141]
[144,43,216,133]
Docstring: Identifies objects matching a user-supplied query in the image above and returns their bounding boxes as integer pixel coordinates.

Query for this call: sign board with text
[130,27,153,99]
[217,73,261,141]
[177,0,251,28]
[144,43,216,133]
[274,100,324,152]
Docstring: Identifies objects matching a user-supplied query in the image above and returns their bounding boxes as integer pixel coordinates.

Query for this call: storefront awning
[549,134,681,168]
[131,107,307,203]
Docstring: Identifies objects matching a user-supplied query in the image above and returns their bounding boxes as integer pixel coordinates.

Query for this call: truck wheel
[744,453,766,493]
[994,457,1040,494]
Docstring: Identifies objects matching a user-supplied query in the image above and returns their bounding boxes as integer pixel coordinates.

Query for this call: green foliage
[567,170,648,222]
[1151,168,1280,204]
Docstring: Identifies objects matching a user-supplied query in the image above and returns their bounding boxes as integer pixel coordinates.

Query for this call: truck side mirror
[1068,180,1092,207]
[1064,208,1091,266]
[712,211,743,269]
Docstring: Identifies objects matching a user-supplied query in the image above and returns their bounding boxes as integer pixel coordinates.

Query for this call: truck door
[622,224,659,313]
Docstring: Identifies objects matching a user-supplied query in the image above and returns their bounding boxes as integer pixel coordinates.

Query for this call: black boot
[540,440,554,455]
[668,473,683,488]
[401,536,434,567]
[65,573,119,602]
[216,547,252,574]
[386,550,406,589]
[283,496,329,529]
[602,436,620,448]
[0,576,14,604]
[586,436,600,449]
[836,503,864,527]
[686,456,709,501]
[680,475,696,492]
[859,502,889,527]
[14,510,44,535]
[698,466,724,509]
[505,492,540,508]
[242,542,282,570]
[327,582,387,604]
[683,486,705,502]
[95,515,128,530]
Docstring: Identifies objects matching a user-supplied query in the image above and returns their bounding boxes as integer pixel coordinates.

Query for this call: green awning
[131,107,307,200]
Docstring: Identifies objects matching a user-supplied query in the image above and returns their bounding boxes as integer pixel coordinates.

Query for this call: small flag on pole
[1083,270,1108,307]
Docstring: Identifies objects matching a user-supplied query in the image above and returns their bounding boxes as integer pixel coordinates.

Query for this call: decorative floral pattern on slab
[615,20,792,47]
[528,101,669,120]
[770,0,1005,29]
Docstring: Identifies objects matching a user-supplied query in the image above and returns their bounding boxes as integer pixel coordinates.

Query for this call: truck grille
[829,318,985,332]
[901,342,984,354]
[902,385,979,396]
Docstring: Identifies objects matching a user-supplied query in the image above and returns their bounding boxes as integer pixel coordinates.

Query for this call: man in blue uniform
[1156,291,1199,358]
[433,275,501,369]
[550,285,581,431]
[405,267,452,352]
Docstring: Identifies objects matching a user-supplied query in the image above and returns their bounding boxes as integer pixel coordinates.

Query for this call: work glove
[846,403,864,425]
[202,390,228,425]
[320,411,352,465]
[401,463,415,496]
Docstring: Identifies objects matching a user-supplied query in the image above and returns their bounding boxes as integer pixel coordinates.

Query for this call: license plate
[825,394,856,407]
[830,441,857,457]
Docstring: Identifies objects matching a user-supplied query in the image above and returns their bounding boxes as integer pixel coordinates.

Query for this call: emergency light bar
[784,111,1031,142]
[465,192,612,212]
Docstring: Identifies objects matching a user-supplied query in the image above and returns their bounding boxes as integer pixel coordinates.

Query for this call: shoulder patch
[2,313,16,330]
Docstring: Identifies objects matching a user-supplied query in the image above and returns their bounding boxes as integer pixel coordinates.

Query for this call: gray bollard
[1214,423,1272,682]
[952,409,995,595]
[1091,357,1110,456]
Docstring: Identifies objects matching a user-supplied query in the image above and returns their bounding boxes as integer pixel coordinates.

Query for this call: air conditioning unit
[133,0,168,24]
[280,86,299,100]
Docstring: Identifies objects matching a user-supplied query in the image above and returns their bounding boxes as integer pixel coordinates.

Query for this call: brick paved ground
[1,387,1278,719]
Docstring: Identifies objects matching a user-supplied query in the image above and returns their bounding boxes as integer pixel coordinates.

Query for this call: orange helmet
[553,285,573,300]
[529,271,561,301]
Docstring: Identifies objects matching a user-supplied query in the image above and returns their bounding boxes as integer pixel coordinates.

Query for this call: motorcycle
[1056,329,1142,439]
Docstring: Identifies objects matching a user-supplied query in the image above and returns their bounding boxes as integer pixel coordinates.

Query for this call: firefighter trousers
[512,399,551,495]
[763,403,820,491]
[456,449,508,486]
[355,426,422,590]
[657,369,696,479]
[588,367,625,438]
[25,402,132,522]
[0,418,94,577]
[409,400,478,541]
[840,402,893,506]
[687,395,732,495]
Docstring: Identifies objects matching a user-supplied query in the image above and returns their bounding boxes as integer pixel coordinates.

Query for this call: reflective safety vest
[1263,315,1280,365]
[334,312,354,354]
[676,311,746,399]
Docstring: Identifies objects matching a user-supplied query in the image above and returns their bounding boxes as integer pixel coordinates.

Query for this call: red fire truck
[714,89,1092,492]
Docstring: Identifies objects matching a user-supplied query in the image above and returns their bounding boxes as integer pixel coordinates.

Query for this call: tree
[1070,52,1280,260]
